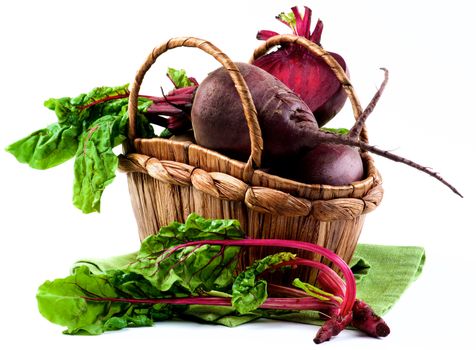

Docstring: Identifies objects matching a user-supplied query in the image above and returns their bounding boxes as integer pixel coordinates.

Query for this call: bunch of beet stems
[84,238,390,344]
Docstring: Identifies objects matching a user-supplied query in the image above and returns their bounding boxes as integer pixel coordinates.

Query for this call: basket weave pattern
[120,36,384,284]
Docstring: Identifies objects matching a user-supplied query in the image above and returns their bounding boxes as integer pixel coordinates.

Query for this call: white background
[1,0,475,349]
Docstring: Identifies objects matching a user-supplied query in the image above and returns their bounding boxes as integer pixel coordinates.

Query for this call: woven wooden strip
[190,170,249,201]
[190,168,221,198]
[119,153,383,221]
[244,187,312,217]
[146,159,194,187]
[207,172,249,201]
[118,154,148,174]
[311,198,365,221]
[361,184,384,214]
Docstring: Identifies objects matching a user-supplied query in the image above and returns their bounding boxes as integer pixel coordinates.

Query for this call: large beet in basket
[119,35,383,284]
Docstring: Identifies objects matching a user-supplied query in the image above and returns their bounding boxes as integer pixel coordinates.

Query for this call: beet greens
[37,214,389,344]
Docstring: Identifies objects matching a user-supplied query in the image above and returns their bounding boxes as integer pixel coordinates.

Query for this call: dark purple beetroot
[191,62,320,164]
[290,143,364,185]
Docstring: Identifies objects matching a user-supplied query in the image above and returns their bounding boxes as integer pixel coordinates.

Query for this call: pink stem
[276,257,346,298]
[83,296,336,312]
[267,283,308,297]
[165,239,356,315]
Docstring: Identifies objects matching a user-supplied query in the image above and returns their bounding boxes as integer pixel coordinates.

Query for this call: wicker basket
[119,35,383,285]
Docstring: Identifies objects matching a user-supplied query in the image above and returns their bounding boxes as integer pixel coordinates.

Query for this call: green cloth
[351,244,425,316]
[262,244,425,325]
[73,244,425,325]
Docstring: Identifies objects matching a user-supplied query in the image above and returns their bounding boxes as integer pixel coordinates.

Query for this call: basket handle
[250,34,368,143]
[127,37,264,173]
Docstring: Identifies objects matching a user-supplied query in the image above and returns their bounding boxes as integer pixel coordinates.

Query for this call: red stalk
[164,239,356,315]
[83,296,336,312]
[276,257,345,298]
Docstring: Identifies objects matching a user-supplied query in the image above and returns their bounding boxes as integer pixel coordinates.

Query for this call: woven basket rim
[128,137,382,201]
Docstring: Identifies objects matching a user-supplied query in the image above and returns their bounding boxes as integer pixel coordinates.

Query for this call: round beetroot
[253,6,348,127]
[190,62,320,164]
[291,144,364,186]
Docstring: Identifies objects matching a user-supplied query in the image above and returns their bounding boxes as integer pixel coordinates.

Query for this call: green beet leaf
[5,123,81,169]
[37,265,173,335]
[38,265,137,335]
[167,67,195,88]
[232,252,296,314]
[6,84,155,214]
[131,243,241,295]
[37,215,250,334]
[138,213,244,256]
[131,214,244,294]
[73,113,128,213]
[44,85,130,126]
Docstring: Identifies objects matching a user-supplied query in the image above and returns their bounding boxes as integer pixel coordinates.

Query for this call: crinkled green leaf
[167,67,195,88]
[232,252,296,314]
[138,213,244,256]
[121,214,242,301]
[44,85,130,126]
[37,265,174,335]
[36,215,247,334]
[7,84,155,213]
[72,113,127,213]
[72,96,153,213]
[37,265,127,335]
[5,123,81,169]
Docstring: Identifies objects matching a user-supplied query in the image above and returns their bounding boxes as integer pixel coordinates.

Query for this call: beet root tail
[351,299,390,338]
[314,312,353,344]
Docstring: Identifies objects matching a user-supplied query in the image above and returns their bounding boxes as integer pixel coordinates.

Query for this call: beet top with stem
[253,6,348,127]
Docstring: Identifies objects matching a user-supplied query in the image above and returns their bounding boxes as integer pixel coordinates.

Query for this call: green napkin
[351,244,425,316]
[247,244,425,325]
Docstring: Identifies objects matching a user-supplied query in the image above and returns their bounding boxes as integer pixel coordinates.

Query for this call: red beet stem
[310,19,324,44]
[276,257,345,299]
[257,30,280,41]
[165,239,356,315]
[83,296,335,312]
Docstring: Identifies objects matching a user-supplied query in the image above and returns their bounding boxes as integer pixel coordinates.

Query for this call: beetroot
[253,6,348,127]
[191,62,319,164]
[289,143,364,185]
